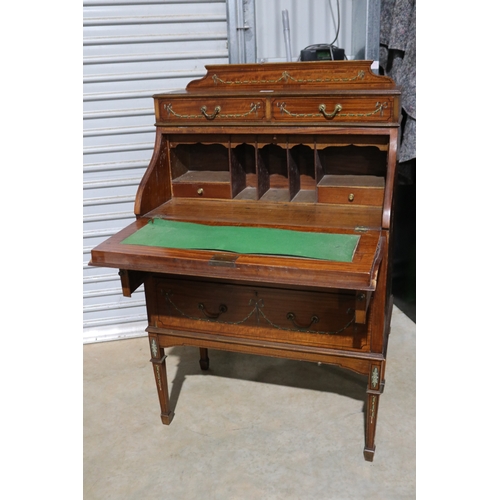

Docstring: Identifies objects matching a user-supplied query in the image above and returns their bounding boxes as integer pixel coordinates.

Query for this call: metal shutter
[83,0,228,343]
[252,0,380,63]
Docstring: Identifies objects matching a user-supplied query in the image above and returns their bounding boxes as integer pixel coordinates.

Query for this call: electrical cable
[328,0,341,46]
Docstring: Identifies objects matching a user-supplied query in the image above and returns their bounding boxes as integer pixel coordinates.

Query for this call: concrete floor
[84,306,415,500]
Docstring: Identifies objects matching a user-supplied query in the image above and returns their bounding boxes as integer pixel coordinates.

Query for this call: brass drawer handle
[200,105,221,120]
[318,103,342,119]
[286,312,319,330]
[198,302,228,319]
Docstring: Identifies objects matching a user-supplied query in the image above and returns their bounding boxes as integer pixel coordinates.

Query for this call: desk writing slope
[89,61,401,462]
[120,219,360,263]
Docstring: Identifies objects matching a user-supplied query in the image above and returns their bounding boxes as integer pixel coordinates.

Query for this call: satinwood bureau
[89,61,400,461]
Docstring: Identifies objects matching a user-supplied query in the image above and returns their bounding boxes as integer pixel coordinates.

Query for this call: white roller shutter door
[83,0,228,343]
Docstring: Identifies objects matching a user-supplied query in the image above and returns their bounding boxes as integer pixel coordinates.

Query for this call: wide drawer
[157,98,266,123]
[272,97,394,124]
[149,276,370,351]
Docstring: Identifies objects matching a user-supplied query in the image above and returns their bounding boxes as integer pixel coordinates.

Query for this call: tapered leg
[199,348,210,370]
[364,362,384,461]
[149,335,174,425]
[364,392,379,461]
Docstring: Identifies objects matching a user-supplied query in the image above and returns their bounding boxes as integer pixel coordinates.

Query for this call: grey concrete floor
[84,306,415,500]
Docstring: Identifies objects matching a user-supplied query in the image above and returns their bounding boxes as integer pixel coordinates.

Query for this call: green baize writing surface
[121,219,360,263]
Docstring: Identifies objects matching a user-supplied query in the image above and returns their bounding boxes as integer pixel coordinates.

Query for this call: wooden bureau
[89,61,400,461]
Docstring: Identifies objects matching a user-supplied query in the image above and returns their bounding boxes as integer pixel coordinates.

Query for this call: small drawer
[151,277,369,351]
[272,97,394,124]
[158,98,265,123]
[172,182,232,199]
[317,175,385,206]
[172,171,232,199]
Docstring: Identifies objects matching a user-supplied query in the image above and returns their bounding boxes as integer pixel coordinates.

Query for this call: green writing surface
[121,219,359,263]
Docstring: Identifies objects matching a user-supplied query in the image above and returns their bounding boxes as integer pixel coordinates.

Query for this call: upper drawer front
[158,98,266,123]
[152,277,369,352]
[272,97,395,124]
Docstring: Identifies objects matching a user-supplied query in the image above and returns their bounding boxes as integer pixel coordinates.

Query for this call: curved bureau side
[134,129,172,217]
[382,128,399,229]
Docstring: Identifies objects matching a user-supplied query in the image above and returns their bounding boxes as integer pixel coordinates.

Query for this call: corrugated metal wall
[83,0,228,343]
[253,0,378,64]
[254,0,341,62]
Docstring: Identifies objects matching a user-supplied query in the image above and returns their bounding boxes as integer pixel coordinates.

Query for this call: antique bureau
[89,61,400,461]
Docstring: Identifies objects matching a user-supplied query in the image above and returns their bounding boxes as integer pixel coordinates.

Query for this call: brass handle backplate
[318,103,342,119]
[200,105,221,120]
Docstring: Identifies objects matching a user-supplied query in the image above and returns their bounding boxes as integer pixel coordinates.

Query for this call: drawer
[272,97,394,124]
[158,98,266,123]
[172,171,232,199]
[317,175,385,206]
[150,277,369,351]
[172,182,232,199]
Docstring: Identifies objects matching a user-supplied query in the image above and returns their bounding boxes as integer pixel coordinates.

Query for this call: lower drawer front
[151,277,369,351]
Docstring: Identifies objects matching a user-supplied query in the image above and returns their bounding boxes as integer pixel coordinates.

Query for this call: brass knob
[348,193,354,202]
[197,188,204,196]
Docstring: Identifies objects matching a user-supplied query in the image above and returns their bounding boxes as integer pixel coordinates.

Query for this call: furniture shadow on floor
[166,346,367,416]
